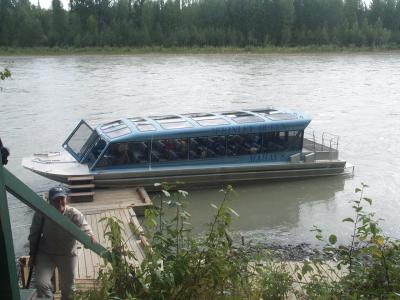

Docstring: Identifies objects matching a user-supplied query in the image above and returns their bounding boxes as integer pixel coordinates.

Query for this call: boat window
[221,112,264,124]
[287,130,303,151]
[150,138,188,162]
[65,121,94,158]
[149,115,180,121]
[189,136,226,159]
[105,127,132,138]
[87,139,107,167]
[101,120,132,138]
[183,113,214,119]
[128,117,146,123]
[232,115,264,124]
[96,143,130,167]
[137,123,156,132]
[221,111,245,118]
[262,131,291,152]
[128,117,156,132]
[185,113,230,126]
[130,142,150,163]
[251,108,277,115]
[227,133,262,156]
[95,141,150,167]
[196,117,229,127]
[265,113,297,121]
[101,120,124,130]
[160,121,193,130]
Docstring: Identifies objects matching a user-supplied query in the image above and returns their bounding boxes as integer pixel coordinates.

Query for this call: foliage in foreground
[301,183,400,299]
[73,183,400,299]
[0,68,11,80]
[0,68,11,91]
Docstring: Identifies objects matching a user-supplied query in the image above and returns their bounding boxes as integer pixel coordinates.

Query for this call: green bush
[74,183,400,299]
[0,68,11,80]
[137,184,255,299]
[299,184,400,299]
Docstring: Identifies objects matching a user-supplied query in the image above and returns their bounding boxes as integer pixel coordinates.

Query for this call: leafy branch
[0,68,11,80]
[0,68,11,91]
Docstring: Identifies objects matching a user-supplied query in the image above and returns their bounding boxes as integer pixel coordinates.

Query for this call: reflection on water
[1,53,400,255]
[153,176,345,246]
[187,176,344,230]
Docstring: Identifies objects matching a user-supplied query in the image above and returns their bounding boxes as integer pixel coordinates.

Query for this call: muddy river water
[1,52,399,255]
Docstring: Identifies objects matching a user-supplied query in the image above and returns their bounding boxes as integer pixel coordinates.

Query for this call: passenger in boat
[177,139,188,159]
[28,187,96,300]
[106,143,131,166]
[200,146,208,159]
[117,143,131,165]
[164,139,174,151]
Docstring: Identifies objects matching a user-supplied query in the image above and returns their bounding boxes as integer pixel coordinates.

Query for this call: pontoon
[22,108,350,188]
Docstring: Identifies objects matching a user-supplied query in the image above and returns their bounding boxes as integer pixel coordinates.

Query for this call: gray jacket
[29,206,94,256]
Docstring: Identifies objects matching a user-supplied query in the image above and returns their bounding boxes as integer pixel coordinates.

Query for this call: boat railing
[303,129,340,160]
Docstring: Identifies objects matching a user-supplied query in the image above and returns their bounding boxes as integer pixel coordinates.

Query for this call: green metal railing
[0,161,110,299]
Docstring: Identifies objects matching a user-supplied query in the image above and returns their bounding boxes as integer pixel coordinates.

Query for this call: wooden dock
[72,187,152,290]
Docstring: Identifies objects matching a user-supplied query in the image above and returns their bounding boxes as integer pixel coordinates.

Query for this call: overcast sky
[37,0,372,11]
[36,0,67,9]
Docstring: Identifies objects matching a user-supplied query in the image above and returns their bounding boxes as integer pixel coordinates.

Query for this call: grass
[1,45,400,56]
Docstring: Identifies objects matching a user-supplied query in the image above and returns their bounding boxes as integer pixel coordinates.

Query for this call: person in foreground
[28,186,96,299]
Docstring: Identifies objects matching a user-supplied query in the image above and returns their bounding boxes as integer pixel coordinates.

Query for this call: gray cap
[48,186,67,201]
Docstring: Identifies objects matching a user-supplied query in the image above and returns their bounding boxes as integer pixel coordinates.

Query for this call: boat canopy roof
[95,108,311,142]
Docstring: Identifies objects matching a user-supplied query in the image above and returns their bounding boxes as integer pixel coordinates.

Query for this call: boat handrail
[304,128,339,153]
[321,132,339,151]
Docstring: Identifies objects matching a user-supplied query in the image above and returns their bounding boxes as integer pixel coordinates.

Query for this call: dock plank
[68,187,152,290]
[98,211,109,248]
[123,208,145,260]
[87,213,101,278]
[76,244,84,278]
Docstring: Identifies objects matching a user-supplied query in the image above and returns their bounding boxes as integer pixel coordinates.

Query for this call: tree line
[1,0,400,48]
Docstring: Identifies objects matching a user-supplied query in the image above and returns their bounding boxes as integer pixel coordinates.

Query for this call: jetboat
[22,108,351,188]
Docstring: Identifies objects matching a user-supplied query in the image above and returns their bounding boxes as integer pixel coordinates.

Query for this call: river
[1,52,399,256]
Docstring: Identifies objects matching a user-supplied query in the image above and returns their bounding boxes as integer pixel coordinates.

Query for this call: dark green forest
[1,0,400,48]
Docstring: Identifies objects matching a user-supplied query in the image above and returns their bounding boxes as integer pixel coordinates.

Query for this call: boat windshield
[63,120,96,161]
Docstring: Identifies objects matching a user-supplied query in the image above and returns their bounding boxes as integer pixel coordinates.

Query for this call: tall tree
[270,0,294,45]
[49,0,68,46]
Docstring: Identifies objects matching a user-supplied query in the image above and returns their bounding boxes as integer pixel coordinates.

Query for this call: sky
[36,0,68,9]
[36,0,372,10]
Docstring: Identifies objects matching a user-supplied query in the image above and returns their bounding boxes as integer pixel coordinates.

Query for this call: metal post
[0,163,21,300]
[337,136,340,151]
[313,131,316,151]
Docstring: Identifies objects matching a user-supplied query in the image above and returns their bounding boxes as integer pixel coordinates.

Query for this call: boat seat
[207,149,216,157]
[154,141,164,151]
[139,142,148,150]
[151,152,160,162]
[189,150,199,159]
[168,150,179,160]
[190,139,199,148]
[215,145,225,155]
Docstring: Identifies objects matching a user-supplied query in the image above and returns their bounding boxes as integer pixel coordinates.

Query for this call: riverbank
[1,45,400,56]
[246,242,325,261]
